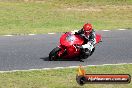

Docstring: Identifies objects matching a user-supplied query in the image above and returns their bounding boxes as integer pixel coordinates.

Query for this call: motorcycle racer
[49,23,101,61]
[74,23,96,59]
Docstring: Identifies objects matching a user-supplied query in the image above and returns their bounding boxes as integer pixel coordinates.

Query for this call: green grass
[0,64,132,88]
[0,0,132,35]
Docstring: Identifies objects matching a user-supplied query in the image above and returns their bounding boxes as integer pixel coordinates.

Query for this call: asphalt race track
[0,30,132,71]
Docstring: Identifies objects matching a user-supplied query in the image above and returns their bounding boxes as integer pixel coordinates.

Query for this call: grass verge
[0,0,132,35]
[0,64,132,88]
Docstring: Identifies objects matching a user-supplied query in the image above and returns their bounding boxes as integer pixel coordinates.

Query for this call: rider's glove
[71,30,79,34]
[71,31,75,34]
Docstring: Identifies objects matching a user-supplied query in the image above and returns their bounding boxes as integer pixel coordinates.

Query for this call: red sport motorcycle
[49,32,102,61]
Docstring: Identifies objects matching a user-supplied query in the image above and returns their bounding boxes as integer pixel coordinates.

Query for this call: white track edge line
[28,34,36,35]
[117,29,127,30]
[102,30,110,31]
[48,33,55,34]
[0,63,132,73]
[1,29,129,37]
[3,35,13,36]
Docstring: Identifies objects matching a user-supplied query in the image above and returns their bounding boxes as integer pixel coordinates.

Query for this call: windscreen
[66,34,75,42]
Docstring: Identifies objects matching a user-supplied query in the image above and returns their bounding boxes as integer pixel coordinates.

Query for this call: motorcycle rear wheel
[49,47,60,61]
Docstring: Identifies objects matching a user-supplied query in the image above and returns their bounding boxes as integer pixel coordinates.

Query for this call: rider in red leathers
[74,23,96,59]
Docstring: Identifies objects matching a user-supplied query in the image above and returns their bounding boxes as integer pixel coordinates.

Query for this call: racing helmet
[83,23,92,35]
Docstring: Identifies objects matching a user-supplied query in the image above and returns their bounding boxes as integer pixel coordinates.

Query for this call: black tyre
[49,47,60,61]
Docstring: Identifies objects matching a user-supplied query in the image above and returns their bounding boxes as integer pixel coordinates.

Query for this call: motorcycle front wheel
[49,47,60,61]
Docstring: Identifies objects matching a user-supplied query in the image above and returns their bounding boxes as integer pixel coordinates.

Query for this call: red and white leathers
[72,23,96,52]
[75,28,96,52]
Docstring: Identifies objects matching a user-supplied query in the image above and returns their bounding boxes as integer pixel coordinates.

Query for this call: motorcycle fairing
[60,32,84,47]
